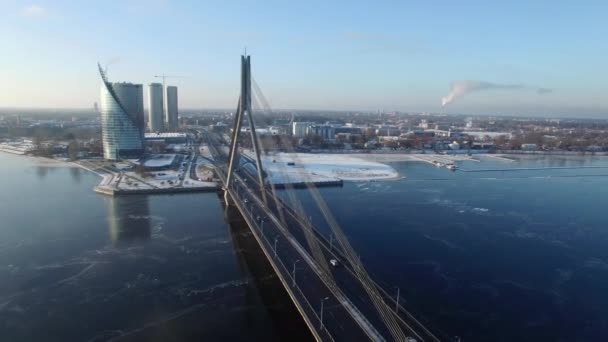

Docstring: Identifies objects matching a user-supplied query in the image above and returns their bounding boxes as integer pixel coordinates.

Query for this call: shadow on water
[106,195,151,244]
[221,194,314,342]
[69,166,82,182]
[35,166,49,178]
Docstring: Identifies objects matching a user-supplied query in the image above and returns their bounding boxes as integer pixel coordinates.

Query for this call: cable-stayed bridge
[207,54,442,342]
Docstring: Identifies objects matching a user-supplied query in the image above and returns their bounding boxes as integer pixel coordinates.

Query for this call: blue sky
[1,0,606,116]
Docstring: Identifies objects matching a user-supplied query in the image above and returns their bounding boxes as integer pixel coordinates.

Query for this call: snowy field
[240,151,488,184]
[249,152,400,183]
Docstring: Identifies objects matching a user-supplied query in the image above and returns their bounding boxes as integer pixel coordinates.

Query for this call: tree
[493,135,509,150]
[67,141,79,160]
[33,134,43,152]
[310,134,324,146]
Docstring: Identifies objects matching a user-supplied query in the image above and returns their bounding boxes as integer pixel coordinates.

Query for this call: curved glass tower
[98,64,145,160]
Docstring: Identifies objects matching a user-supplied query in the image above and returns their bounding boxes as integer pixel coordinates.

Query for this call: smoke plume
[441,80,551,106]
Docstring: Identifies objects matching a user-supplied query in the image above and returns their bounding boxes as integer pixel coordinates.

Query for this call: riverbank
[0,152,80,168]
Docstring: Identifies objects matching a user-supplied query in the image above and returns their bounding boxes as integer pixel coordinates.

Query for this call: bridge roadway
[219,168,385,341]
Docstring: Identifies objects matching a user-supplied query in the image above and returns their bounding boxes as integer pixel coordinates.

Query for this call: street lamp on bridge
[320,297,330,330]
[394,286,400,312]
[292,259,300,287]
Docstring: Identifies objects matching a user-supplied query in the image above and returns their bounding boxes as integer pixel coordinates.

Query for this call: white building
[307,125,336,140]
[292,122,311,138]
[148,83,164,132]
[166,86,178,130]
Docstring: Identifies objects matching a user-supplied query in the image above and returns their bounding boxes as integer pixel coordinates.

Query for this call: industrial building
[148,83,164,132]
[166,86,178,130]
[98,65,145,160]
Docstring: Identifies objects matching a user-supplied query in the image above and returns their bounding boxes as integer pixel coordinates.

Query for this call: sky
[0,0,607,117]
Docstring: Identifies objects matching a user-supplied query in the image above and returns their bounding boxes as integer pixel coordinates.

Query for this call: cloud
[441,80,552,106]
[22,4,46,17]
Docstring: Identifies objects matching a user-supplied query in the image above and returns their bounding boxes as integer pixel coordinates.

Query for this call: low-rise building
[145,132,188,144]
[521,143,538,151]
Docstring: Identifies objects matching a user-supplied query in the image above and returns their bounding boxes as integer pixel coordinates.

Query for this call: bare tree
[67,141,79,161]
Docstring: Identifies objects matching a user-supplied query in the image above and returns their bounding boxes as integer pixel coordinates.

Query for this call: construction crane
[153,74,186,121]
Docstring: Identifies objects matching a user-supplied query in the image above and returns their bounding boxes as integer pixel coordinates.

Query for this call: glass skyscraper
[148,83,164,132]
[98,65,145,160]
[166,86,178,130]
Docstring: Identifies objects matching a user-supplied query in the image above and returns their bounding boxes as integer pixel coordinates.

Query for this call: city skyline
[1,1,607,117]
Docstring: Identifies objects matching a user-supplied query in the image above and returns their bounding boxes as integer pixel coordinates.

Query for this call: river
[1,152,608,341]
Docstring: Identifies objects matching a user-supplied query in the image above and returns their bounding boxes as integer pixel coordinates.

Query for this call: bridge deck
[218,170,382,341]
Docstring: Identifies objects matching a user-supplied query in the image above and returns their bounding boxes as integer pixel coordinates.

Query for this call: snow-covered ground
[73,155,218,194]
[195,158,215,182]
[0,141,36,154]
[239,151,484,184]
[249,152,400,183]
[199,145,214,161]
[181,179,216,188]
[114,170,216,190]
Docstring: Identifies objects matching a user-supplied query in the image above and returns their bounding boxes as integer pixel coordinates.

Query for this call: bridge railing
[229,184,336,342]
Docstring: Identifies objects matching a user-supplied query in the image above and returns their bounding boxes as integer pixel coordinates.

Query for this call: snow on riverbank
[248,152,400,183]
[353,153,476,163]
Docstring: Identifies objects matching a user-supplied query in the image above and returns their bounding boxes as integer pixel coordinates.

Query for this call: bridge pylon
[225,54,268,205]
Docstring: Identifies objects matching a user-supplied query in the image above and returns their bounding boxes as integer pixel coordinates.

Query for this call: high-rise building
[166,86,178,130]
[148,83,164,132]
[98,65,145,160]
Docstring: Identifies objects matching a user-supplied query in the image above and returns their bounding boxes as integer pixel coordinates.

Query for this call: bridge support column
[225,54,268,205]
[223,188,233,206]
